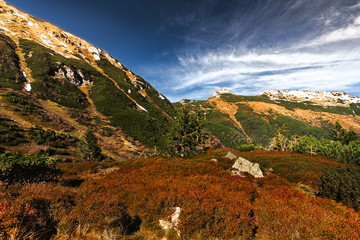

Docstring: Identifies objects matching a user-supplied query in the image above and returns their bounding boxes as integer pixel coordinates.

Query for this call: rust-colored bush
[254,186,360,239]
[70,155,257,239]
[1,149,358,239]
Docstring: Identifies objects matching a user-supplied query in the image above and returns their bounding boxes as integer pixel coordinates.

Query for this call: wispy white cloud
[144,0,360,102]
[308,15,360,46]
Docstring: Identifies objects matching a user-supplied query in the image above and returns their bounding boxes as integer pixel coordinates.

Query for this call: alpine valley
[0,1,360,240]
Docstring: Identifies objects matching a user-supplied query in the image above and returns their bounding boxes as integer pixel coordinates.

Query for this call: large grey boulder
[224,151,237,160]
[232,157,264,178]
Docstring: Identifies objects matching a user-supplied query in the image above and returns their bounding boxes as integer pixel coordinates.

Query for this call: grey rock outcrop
[224,151,237,160]
[232,157,264,178]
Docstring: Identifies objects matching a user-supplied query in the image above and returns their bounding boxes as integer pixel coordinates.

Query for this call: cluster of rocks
[225,151,264,178]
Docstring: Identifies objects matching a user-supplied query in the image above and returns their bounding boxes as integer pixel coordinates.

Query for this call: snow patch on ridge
[136,103,148,112]
[40,34,54,47]
[88,46,101,60]
[159,94,165,100]
[211,88,235,98]
[262,90,360,107]
[25,83,31,91]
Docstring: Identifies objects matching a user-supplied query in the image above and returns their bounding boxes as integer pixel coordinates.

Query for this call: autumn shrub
[69,153,256,239]
[0,191,57,239]
[238,150,341,188]
[254,186,360,239]
[0,182,76,239]
[1,149,358,239]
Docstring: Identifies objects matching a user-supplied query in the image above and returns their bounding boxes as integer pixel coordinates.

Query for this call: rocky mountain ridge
[261,89,360,107]
[209,88,360,108]
[0,0,175,158]
[210,88,235,98]
[0,0,147,94]
[175,88,360,149]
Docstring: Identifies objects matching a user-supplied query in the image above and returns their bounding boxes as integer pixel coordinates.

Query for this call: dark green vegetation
[232,103,329,146]
[0,117,28,146]
[176,93,359,150]
[235,104,276,146]
[0,34,26,90]
[95,57,174,148]
[0,116,77,158]
[28,126,77,156]
[76,128,104,161]
[204,110,250,150]
[0,152,60,184]
[331,121,359,144]
[267,115,329,139]
[205,122,249,149]
[5,91,41,115]
[319,166,360,210]
[15,38,176,149]
[20,39,90,109]
[167,108,205,157]
[269,123,360,166]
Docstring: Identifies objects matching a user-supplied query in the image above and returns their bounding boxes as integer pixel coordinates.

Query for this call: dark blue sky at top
[5,0,360,101]
[6,0,188,66]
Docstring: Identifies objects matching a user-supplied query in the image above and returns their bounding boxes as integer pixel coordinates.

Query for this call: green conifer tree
[76,128,104,161]
[167,108,205,157]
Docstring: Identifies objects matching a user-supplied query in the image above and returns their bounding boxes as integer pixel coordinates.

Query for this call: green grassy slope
[0,34,27,90]
[175,93,356,149]
[16,39,175,148]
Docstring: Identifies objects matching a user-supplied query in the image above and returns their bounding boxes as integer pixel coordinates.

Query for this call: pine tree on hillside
[76,128,104,161]
[331,122,359,144]
[167,108,205,158]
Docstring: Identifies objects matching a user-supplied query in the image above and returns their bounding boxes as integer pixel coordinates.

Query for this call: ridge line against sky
[5,0,360,102]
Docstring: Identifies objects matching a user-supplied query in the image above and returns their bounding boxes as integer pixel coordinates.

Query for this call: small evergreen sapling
[77,128,104,161]
[167,108,205,157]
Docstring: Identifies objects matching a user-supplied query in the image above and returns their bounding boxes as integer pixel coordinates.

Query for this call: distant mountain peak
[261,89,360,107]
[210,88,235,98]
[0,0,121,67]
[0,0,176,155]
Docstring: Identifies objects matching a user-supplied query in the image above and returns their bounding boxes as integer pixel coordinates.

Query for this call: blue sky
[6,0,360,101]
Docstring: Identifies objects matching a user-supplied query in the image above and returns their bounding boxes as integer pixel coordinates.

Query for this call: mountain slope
[175,89,360,149]
[0,0,175,158]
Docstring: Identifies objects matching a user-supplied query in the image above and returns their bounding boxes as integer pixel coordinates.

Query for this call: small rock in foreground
[224,151,237,160]
[232,157,264,178]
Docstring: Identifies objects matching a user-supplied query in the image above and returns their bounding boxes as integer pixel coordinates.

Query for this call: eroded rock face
[232,157,264,178]
[159,207,181,236]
